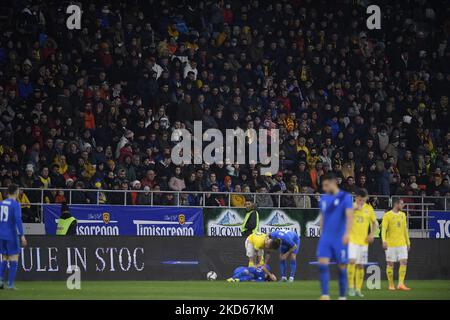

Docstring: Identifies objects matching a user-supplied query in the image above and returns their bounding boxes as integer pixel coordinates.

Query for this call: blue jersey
[270,230,300,254]
[249,267,265,281]
[232,266,266,282]
[319,190,353,240]
[317,190,353,263]
[0,198,24,241]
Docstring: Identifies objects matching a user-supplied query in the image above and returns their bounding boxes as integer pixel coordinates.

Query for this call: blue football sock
[279,260,287,277]
[8,261,18,288]
[338,267,347,297]
[289,259,297,278]
[319,264,330,296]
[0,260,7,281]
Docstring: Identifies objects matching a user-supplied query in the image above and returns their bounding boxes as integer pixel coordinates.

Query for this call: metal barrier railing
[2,187,448,233]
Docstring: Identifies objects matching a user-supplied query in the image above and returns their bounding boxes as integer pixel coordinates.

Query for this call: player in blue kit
[317,173,354,300]
[269,230,300,282]
[0,184,27,289]
[227,265,269,282]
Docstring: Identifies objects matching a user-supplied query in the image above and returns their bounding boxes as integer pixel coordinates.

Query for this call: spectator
[18,189,32,222]
[168,166,186,191]
[141,170,157,189]
[255,186,273,208]
[272,172,287,193]
[205,184,225,207]
[230,184,245,207]
[0,0,447,222]
[343,176,358,194]
[295,186,312,209]
[72,181,89,204]
[397,150,416,178]
[281,185,297,208]
[130,180,142,205]
[376,162,391,196]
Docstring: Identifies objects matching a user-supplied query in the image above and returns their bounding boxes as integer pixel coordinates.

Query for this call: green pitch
[1,280,449,300]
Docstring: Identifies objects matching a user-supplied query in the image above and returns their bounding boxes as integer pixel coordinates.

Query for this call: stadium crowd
[0,0,449,220]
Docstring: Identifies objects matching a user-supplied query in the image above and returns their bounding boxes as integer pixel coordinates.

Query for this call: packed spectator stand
[0,0,449,222]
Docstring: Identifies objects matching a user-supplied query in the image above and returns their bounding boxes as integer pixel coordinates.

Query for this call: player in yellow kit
[382,198,411,291]
[347,188,378,297]
[245,232,279,281]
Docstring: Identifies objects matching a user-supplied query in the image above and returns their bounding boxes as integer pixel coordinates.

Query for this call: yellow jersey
[231,194,246,207]
[381,210,410,247]
[349,202,377,246]
[247,232,267,250]
[18,193,31,209]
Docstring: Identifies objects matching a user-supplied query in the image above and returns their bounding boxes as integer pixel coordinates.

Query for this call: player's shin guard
[0,260,7,281]
[355,267,365,291]
[280,260,287,278]
[399,265,407,285]
[8,261,18,288]
[338,267,347,297]
[289,260,297,278]
[347,264,355,289]
[318,264,330,296]
[386,265,394,287]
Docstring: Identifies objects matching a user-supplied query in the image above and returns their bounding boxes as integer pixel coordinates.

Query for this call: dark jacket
[241,210,259,237]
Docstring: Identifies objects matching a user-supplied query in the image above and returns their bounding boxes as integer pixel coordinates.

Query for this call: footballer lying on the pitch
[227,265,275,282]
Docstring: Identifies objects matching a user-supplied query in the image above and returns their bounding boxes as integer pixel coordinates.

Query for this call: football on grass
[206,271,217,281]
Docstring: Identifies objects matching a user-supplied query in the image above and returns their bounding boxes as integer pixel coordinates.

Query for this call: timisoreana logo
[133,219,194,236]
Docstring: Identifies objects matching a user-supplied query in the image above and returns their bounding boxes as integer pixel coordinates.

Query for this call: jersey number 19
[0,205,9,222]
